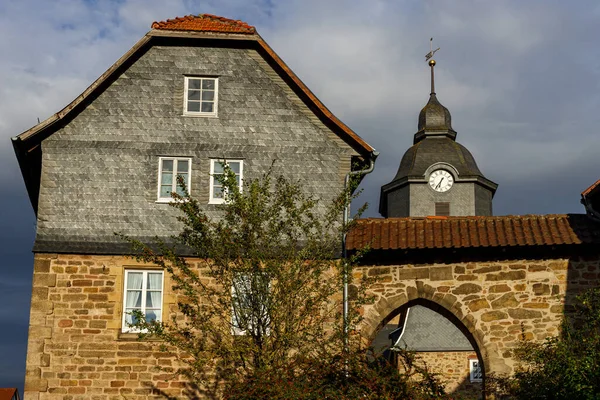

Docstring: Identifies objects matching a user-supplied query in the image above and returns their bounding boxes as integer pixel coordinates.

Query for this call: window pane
[188,79,201,90]
[126,291,142,308]
[177,160,189,173]
[124,309,140,326]
[188,91,201,101]
[202,91,214,101]
[202,79,215,90]
[175,184,185,196]
[161,172,173,185]
[229,161,241,174]
[201,102,214,113]
[145,310,161,323]
[146,291,161,308]
[160,186,172,198]
[235,176,240,185]
[147,273,162,289]
[187,102,200,112]
[127,273,143,289]
[213,186,224,199]
[213,162,224,174]
[161,160,173,172]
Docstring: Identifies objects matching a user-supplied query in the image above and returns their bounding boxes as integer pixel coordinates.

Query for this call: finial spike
[425,38,440,94]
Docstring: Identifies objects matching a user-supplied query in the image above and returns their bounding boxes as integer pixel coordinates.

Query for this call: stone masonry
[357,256,600,383]
[26,254,189,400]
[25,251,600,399]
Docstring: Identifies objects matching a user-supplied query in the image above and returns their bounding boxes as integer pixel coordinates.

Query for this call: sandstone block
[485,271,526,281]
[454,266,465,274]
[33,273,57,288]
[489,284,511,293]
[452,283,482,295]
[456,274,477,281]
[533,283,550,295]
[481,311,508,322]
[25,378,48,392]
[474,266,501,274]
[468,299,490,312]
[491,293,519,309]
[368,267,390,277]
[507,308,542,320]
[34,259,51,273]
[522,302,549,309]
[31,287,48,301]
[398,267,429,280]
[430,266,452,281]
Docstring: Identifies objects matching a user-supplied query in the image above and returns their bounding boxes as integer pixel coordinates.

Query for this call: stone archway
[359,279,509,384]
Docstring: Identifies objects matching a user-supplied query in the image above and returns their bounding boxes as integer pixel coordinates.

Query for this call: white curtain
[146,273,162,322]
[125,272,143,326]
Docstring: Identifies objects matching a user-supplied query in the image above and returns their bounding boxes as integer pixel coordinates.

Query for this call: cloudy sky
[1,0,600,392]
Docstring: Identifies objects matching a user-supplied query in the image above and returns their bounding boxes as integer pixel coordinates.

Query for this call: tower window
[435,202,450,216]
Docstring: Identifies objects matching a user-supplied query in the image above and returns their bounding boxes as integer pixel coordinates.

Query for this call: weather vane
[425,38,439,94]
[425,37,440,62]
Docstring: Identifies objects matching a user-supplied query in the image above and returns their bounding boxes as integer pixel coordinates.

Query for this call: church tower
[379,50,497,217]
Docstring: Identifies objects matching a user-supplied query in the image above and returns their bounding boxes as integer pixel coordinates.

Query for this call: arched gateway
[347,215,600,398]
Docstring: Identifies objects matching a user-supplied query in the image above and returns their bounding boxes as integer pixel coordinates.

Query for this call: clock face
[429,169,454,192]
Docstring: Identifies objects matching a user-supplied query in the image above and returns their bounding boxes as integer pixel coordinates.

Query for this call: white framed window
[469,359,483,382]
[122,270,164,332]
[209,159,243,204]
[184,77,218,116]
[231,273,270,336]
[157,157,191,202]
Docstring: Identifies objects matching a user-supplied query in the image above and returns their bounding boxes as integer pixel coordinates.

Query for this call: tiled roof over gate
[151,14,256,34]
[346,214,600,250]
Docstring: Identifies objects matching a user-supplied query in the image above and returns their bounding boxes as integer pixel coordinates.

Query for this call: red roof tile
[582,178,600,197]
[346,215,600,251]
[0,388,17,400]
[151,14,255,34]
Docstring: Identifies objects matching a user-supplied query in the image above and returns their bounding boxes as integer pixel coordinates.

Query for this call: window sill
[182,112,218,118]
[118,331,163,341]
[155,198,189,204]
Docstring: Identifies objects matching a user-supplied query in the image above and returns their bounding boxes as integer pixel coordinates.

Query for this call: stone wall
[358,255,600,379]
[415,351,481,398]
[25,252,600,399]
[25,253,190,400]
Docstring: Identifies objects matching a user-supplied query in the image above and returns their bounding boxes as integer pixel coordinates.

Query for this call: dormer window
[184,77,218,116]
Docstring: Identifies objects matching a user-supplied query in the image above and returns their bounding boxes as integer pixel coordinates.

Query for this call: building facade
[13,15,376,399]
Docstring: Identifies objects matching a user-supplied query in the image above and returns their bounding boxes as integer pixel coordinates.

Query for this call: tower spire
[425,38,439,95]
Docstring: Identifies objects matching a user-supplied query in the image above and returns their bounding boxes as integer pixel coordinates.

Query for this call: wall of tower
[386,186,410,217]
[474,185,493,216]
[409,183,475,217]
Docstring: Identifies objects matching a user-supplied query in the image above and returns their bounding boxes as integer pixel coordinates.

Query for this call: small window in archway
[469,359,482,382]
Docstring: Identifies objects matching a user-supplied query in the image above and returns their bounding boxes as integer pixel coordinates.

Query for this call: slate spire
[414,57,457,144]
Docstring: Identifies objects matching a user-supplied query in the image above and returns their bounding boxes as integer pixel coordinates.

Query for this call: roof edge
[13,27,375,158]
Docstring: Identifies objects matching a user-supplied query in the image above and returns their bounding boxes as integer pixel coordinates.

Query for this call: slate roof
[392,137,484,180]
[151,14,256,34]
[12,14,376,212]
[346,214,600,250]
[393,305,473,352]
[416,93,456,142]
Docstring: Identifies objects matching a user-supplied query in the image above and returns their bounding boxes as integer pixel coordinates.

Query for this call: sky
[1,0,600,392]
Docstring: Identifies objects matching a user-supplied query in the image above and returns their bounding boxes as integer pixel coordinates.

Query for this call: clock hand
[435,178,443,189]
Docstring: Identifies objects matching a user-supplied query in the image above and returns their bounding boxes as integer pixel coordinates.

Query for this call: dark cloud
[1,0,599,392]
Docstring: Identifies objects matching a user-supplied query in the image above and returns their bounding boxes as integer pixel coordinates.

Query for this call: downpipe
[342,151,378,358]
